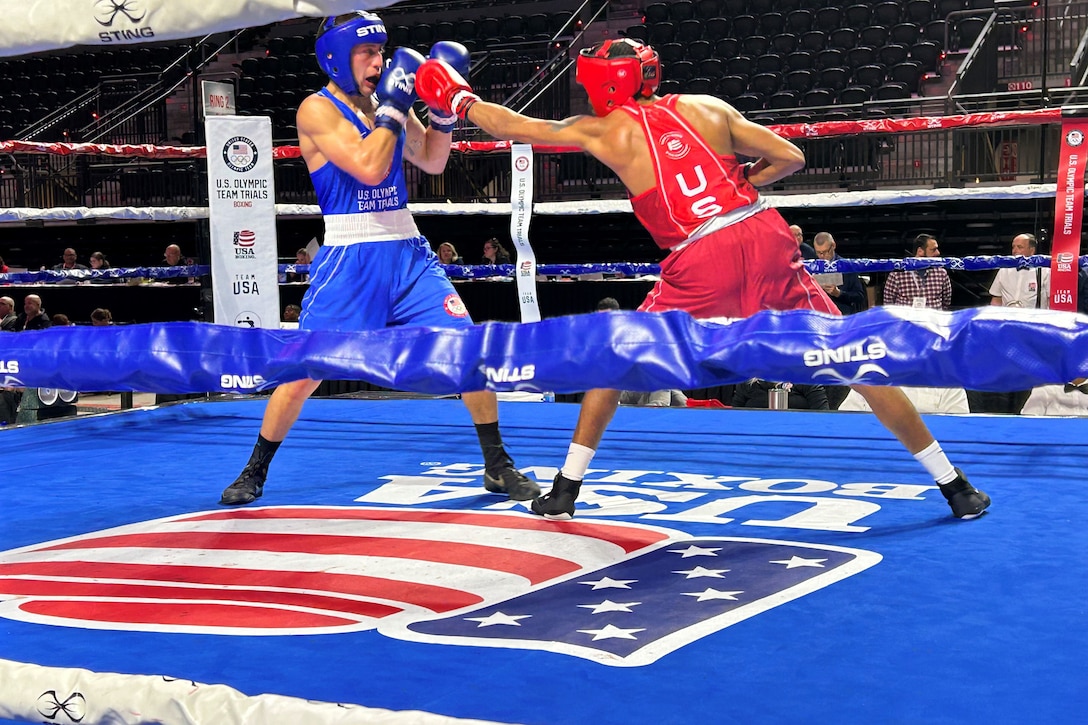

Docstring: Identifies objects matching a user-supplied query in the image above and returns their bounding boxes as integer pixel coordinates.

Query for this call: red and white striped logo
[0,507,670,637]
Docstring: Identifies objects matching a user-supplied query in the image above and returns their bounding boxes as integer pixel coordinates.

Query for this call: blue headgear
[315,12,387,95]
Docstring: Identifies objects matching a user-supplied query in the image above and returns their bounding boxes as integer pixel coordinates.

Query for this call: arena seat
[754,52,784,75]
[732,92,765,112]
[872,2,903,26]
[742,35,770,57]
[716,74,748,98]
[525,14,550,36]
[785,68,817,93]
[800,30,828,52]
[705,16,730,40]
[698,57,725,77]
[829,28,858,50]
[844,4,871,29]
[874,81,911,100]
[477,17,500,39]
[924,19,948,48]
[859,25,890,48]
[649,21,677,44]
[767,89,800,109]
[687,40,714,62]
[677,18,705,42]
[954,16,987,51]
[658,43,685,64]
[760,12,786,37]
[785,52,819,75]
[644,2,671,24]
[817,66,851,92]
[878,43,910,67]
[667,60,696,82]
[786,9,814,33]
[433,21,456,41]
[906,0,936,23]
[625,24,650,42]
[696,0,723,20]
[714,37,740,58]
[814,7,844,32]
[937,0,966,16]
[847,45,877,69]
[910,40,942,73]
[772,33,799,54]
[837,85,871,104]
[891,23,921,46]
[670,0,696,22]
[815,48,846,70]
[722,0,747,16]
[684,76,715,94]
[888,61,924,92]
[732,15,759,38]
[853,63,887,89]
[748,71,782,96]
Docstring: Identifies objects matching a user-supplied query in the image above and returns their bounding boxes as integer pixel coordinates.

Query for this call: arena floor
[1,398,1084,724]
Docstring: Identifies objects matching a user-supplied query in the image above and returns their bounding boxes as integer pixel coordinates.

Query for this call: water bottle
[542,391,555,403]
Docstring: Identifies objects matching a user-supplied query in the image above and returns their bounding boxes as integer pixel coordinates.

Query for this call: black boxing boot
[220,435,279,505]
[938,468,991,519]
[531,473,581,520]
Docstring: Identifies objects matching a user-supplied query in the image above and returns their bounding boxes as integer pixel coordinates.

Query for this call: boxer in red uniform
[416,39,990,521]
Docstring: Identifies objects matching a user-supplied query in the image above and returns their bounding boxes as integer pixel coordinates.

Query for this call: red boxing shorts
[638,208,839,319]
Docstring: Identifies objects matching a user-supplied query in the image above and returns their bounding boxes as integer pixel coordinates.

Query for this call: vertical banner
[204,115,280,328]
[1050,111,1088,312]
[510,143,540,323]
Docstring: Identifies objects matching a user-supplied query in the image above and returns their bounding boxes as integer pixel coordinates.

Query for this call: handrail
[504,0,607,113]
[82,29,248,143]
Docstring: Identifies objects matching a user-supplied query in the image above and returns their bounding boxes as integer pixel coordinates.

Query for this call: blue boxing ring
[1,306,1087,724]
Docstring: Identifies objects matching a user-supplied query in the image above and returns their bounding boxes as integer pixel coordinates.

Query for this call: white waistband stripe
[322,209,420,245]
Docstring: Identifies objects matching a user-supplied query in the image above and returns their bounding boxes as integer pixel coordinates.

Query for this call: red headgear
[575,38,661,117]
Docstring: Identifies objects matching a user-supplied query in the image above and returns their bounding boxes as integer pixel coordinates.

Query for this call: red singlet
[624,95,838,319]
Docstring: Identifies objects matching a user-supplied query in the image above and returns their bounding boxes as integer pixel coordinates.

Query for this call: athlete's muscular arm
[467,102,622,169]
[722,104,805,187]
[403,110,453,174]
[297,92,398,186]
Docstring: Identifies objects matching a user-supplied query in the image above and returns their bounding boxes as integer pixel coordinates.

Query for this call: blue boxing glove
[426,41,471,133]
[375,47,425,134]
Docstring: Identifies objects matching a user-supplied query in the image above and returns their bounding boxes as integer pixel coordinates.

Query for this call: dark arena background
[2,1,1088,724]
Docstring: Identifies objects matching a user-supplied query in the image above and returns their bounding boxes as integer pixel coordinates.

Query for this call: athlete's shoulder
[674,93,736,116]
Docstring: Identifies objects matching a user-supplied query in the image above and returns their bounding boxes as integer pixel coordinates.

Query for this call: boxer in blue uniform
[220,12,539,505]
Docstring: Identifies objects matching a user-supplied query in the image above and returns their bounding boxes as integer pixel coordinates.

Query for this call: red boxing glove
[417,59,480,119]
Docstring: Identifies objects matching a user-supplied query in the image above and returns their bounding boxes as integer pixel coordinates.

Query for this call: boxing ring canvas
[0,398,1084,724]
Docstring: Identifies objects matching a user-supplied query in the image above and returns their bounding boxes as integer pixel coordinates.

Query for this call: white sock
[560,443,596,481]
[914,440,957,484]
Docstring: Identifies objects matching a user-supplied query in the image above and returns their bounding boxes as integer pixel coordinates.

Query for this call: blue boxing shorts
[299,236,474,332]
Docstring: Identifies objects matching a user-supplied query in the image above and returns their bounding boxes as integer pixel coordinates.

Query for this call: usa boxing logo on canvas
[0,506,877,666]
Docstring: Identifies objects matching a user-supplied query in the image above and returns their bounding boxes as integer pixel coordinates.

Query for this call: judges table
[2,279,657,325]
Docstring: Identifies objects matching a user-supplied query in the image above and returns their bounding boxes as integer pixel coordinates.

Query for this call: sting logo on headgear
[576,38,661,117]
[316,11,388,95]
